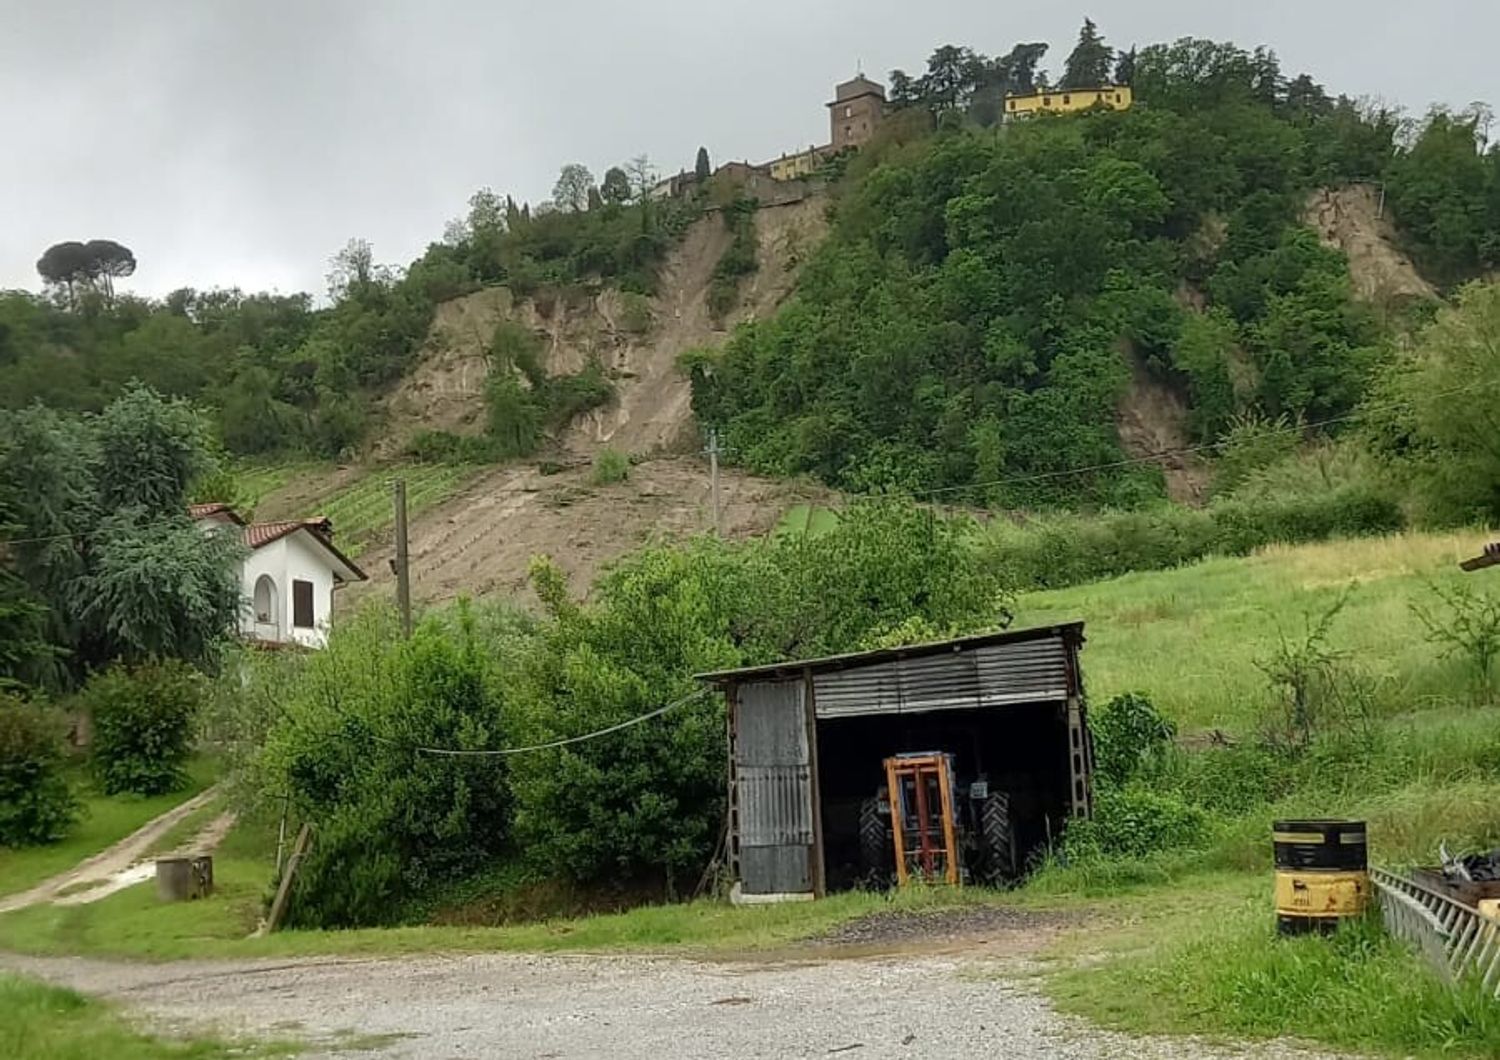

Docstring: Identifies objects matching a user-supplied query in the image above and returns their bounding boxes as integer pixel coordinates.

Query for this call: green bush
[1065,784,1207,861]
[406,430,495,464]
[82,661,202,796]
[982,480,1403,592]
[258,606,514,928]
[590,448,630,486]
[0,694,78,846]
[1091,692,1176,787]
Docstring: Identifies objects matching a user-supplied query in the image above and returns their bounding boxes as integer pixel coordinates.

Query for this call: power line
[407,687,712,758]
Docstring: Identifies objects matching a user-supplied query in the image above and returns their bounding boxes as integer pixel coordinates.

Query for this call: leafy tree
[84,660,203,795]
[0,694,77,845]
[1113,46,1137,86]
[257,605,514,927]
[695,146,711,182]
[35,239,136,303]
[552,163,596,213]
[508,496,1010,891]
[1373,282,1500,521]
[1061,18,1113,89]
[1386,108,1500,282]
[600,166,631,205]
[0,387,243,684]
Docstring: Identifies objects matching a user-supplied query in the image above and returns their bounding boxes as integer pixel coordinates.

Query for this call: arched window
[252,574,278,624]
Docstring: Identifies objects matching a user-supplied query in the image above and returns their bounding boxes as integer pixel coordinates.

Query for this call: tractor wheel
[978,790,1017,882]
[858,794,889,877]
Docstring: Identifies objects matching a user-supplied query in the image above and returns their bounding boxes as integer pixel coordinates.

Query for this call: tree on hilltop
[36,239,137,305]
[600,166,631,205]
[1062,18,1113,89]
[695,146,711,182]
[552,164,596,213]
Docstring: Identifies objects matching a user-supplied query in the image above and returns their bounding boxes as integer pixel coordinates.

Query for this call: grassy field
[0,758,218,899]
[1014,527,1500,1057]
[775,503,841,537]
[1044,874,1500,1058]
[1020,528,1495,733]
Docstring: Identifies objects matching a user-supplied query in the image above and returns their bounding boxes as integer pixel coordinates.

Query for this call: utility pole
[393,478,412,638]
[706,429,723,538]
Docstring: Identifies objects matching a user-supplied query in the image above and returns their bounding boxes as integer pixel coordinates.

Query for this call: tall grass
[1050,901,1500,1058]
[1021,529,1496,732]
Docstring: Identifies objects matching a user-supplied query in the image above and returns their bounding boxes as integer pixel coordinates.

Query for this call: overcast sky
[3,1,1496,299]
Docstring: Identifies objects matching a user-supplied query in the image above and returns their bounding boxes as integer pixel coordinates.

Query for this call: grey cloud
[2,0,1495,297]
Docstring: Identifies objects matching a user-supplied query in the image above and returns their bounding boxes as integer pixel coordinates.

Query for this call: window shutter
[292,580,315,628]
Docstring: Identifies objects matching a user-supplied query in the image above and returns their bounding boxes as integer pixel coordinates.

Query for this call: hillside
[379,195,828,461]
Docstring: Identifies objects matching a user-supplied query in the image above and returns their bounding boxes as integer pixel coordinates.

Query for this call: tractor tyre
[978,790,1017,882]
[858,794,890,878]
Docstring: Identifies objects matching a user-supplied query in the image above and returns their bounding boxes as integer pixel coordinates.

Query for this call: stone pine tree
[1061,18,1113,89]
[695,146,711,182]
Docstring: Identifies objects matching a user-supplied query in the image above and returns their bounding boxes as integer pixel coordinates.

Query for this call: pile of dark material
[1441,844,1500,883]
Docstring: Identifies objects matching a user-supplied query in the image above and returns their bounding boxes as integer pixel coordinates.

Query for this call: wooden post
[393,480,412,639]
[261,823,312,935]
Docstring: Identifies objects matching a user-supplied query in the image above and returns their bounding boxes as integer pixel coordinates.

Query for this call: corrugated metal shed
[702,623,1088,900]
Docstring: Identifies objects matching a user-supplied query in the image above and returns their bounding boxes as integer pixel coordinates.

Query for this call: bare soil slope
[1304,185,1437,304]
[347,457,829,605]
[379,195,828,461]
[1116,353,1209,505]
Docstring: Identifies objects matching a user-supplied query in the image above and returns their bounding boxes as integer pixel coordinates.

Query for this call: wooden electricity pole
[706,429,723,538]
[393,479,412,638]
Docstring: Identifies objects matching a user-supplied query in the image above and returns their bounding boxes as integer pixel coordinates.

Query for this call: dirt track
[0,787,223,914]
[1,946,1342,1060]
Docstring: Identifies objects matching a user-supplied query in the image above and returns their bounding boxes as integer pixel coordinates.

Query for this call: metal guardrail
[1372,867,1500,998]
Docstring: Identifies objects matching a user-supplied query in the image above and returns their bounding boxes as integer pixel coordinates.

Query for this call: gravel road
[2,949,1339,1060]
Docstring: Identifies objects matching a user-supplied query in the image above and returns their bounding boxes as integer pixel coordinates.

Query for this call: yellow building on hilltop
[769,147,824,182]
[1005,84,1133,119]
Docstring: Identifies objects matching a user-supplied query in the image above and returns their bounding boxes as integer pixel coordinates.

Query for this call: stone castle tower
[827,73,886,151]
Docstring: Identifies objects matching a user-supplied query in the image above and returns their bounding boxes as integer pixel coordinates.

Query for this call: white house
[190,503,367,649]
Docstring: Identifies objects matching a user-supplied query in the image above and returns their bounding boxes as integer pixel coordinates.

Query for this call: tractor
[857,752,1017,886]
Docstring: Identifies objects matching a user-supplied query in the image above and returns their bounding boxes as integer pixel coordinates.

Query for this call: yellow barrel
[1273,818,1368,935]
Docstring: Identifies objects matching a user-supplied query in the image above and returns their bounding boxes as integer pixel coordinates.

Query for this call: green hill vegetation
[689,30,1499,506]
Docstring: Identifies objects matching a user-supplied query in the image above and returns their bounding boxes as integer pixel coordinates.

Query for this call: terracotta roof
[243,518,367,582]
[1461,542,1500,572]
[188,502,245,526]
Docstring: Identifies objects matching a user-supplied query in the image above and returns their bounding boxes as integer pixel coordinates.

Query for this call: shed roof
[695,622,1084,685]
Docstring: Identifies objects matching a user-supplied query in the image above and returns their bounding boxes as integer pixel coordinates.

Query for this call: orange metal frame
[884,754,960,887]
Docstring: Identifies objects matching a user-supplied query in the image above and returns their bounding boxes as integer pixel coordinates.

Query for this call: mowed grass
[0,817,1016,962]
[0,758,218,899]
[0,973,292,1060]
[1019,528,1496,733]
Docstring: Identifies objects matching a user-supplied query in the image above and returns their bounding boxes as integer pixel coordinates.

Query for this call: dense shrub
[0,695,78,846]
[982,479,1403,592]
[1091,692,1176,788]
[1065,784,1207,861]
[507,497,1012,893]
[83,661,202,796]
[259,606,515,928]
